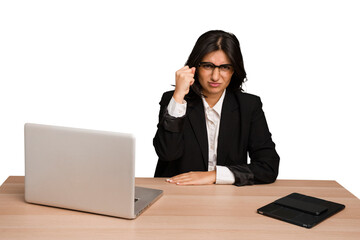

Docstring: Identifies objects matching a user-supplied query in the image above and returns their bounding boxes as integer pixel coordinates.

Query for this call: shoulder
[232,90,262,106]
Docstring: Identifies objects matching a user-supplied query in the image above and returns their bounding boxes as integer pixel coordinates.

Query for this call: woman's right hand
[173,66,196,103]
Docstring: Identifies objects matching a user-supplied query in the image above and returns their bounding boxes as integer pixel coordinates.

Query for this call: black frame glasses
[198,62,234,73]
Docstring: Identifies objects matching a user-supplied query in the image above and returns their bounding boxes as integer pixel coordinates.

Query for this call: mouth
[209,82,221,87]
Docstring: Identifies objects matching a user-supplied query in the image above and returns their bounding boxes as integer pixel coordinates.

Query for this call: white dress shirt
[167,90,235,184]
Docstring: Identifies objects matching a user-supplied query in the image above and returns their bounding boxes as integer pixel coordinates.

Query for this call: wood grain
[0,176,359,240]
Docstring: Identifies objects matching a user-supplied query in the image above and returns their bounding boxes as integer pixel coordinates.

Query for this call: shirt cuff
[167,97,187,118]
[215,166,235,185]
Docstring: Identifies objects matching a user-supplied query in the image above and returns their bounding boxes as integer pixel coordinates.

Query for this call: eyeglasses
[198,62,234,73]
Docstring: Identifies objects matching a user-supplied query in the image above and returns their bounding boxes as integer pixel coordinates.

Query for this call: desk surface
[0,176,359,240]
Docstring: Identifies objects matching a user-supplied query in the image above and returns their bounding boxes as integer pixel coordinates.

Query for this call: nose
[211,67,220,81]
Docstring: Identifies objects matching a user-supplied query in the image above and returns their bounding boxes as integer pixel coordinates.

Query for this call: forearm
[153,125,184,162]
[153,97,187,161]
[227,148,280,186]
[248,147,280,184]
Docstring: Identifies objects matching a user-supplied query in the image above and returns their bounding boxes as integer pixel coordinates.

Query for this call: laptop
[257,192,345,228]
[24,123,163,219]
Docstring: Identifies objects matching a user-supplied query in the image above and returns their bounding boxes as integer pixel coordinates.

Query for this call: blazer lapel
[217,91,240,166]
[188,98,209,169]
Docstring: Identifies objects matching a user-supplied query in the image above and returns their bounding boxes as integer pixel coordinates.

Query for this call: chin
[204,88,224,96]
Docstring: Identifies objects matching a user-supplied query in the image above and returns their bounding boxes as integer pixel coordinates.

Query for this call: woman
[153,30,280,186]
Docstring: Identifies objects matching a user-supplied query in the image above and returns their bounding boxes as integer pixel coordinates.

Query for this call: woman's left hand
[166,171,216,185]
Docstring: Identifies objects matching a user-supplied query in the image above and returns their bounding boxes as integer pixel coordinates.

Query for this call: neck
[204,91,224,108]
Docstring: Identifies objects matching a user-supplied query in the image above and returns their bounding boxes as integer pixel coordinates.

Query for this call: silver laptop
[24,123,163,219]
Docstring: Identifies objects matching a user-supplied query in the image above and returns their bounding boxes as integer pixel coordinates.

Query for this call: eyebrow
[200,62,232,66]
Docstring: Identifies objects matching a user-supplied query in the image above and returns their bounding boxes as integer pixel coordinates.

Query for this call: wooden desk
[0,176,359,240]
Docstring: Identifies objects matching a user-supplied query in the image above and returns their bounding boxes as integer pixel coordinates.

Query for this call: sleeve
[228,97,280,186]
[167,97,187,118]
[153,93,187,162]
[215,166,235,184]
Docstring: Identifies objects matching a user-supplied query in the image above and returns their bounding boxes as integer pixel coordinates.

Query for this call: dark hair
[185,30,247,97]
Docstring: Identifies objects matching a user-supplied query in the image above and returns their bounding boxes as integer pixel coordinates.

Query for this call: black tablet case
[257,193,345,228]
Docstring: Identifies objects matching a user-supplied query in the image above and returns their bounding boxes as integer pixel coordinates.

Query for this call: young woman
[153,30,280,186]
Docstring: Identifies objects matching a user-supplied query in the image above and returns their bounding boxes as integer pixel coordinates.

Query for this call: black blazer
[153,90,280,186]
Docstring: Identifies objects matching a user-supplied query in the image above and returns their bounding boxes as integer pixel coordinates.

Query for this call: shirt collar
[201,89,226,116]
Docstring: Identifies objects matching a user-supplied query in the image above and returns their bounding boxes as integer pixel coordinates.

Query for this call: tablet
[257,193,345,228]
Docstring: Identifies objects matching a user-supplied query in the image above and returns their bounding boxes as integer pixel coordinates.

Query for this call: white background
[1,0,359,198]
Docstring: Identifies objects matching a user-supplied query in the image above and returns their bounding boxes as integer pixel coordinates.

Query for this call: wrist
[173,91,185,104]
[209,170,216,184]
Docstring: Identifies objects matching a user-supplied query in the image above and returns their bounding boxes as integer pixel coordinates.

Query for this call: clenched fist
[173,66,196,103]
